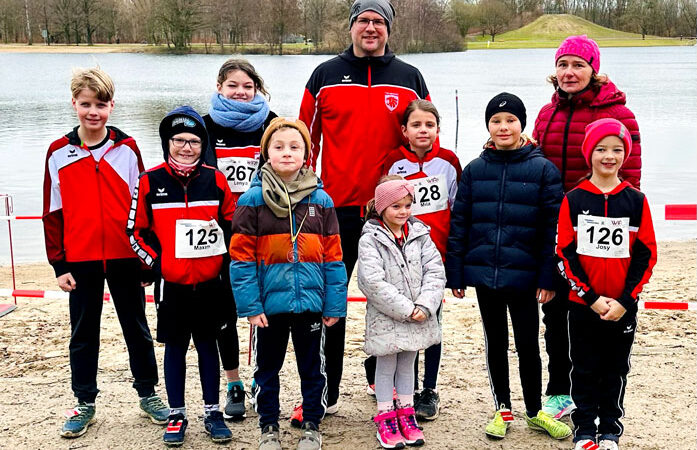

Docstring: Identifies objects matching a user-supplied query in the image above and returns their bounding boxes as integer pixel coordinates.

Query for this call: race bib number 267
[576,215,630,258]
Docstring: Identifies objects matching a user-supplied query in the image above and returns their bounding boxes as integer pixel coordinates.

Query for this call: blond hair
[365,174,406,221]
[70,67,115,102]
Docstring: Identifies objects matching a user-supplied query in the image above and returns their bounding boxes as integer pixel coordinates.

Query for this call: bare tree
[450,0,478,38]
[260,0,301,55]
[157,0,202,51]
[478,0,512,41]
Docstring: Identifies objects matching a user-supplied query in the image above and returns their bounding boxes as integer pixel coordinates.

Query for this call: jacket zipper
[90,141,117,273]
[493,162,508,288]
[561,101,575,187]
[293,207,300,313]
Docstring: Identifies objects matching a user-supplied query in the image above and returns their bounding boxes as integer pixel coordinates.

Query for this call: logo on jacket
[310,322,321,332]
[309,206,316,217]
[68,148,78,158]
[156,188,168,197]
[342,75,352,83]
[396,166,407,174]
[385,93,399,112]
[216,139,225,146]
[624,323,634,334]
[583,210,590,215]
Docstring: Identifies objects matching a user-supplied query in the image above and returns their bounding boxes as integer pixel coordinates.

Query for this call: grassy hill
[468,14,695,49]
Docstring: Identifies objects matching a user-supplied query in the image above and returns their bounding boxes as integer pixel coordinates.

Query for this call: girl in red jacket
[556,118,657,450]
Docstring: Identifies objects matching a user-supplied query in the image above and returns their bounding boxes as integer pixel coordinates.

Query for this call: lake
[0,46,695,263]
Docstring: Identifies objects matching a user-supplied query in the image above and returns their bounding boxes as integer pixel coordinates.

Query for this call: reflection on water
[1,47,695,263]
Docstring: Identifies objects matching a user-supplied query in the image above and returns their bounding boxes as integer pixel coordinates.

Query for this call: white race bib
[218,156,259,193]
[175,219,226,259]
[410,175,448,216]
[577,215,630,258]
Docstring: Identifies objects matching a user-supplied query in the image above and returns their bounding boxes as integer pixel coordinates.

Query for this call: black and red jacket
[556,180,657,312]
[299,45,431,207]
[42,126,144,276]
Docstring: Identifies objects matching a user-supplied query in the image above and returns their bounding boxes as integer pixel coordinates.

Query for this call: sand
[0,240,694,449]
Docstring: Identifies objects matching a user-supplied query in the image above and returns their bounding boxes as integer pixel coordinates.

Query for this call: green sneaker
[542,394,575,418]
[140,395,169,425]
[525,410,572,440]
[485,405,513,439]
[60,403,96,438]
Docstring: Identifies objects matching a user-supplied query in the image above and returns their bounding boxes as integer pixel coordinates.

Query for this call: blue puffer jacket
[445,142,563,291]
[228,170,347,318]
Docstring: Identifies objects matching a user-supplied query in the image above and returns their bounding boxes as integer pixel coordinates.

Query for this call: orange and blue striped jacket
[228,173,347,318]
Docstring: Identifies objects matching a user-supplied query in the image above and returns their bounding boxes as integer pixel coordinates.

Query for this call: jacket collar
[551,79,627,108]
[480,140,542,163]
[339,44,396,67]
[398,141,441,163]
[575,179,633,195]
[363,216,430,244]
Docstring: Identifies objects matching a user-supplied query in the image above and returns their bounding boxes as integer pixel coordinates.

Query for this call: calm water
[1,47,695,263]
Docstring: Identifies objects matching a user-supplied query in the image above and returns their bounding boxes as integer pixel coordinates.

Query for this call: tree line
[1,0,695,53]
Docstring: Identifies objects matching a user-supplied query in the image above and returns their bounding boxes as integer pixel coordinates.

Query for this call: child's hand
[451,288,466,298]
[536,288,555,304]
[323,317,339,327]
[601,300,627,321]
[590,296,612,316]
[411,308,427,322]
[248,313,269,328]
[57,273,77,292]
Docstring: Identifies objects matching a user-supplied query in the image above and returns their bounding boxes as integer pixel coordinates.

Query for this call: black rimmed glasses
[170,137,202,149]
[355,17,386,29]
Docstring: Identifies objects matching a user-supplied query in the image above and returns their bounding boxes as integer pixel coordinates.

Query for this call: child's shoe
[259,424,282,450]
[60,402,96,438]
[542,394,575,419]
[204,410,233,443]
[367,384,376,396]
[297,422,322,450]
[575,439,600,450]
[223,383,246,421]
[396,407,425,446]
[374,410,406,449]
[598,438,619,450]
[139,394,169,425]
[485,405,512,439]
[163,413,188,447]
[414,388,440,421]
[525,410,572,440]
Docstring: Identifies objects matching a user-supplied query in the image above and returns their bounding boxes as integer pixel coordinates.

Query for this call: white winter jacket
[358,217,445,357]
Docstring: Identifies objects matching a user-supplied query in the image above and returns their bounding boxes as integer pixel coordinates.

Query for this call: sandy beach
[0,240,694,449]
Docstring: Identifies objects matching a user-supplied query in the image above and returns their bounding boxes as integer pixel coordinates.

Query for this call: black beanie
[485,92,527,131]
[158,106,209,160]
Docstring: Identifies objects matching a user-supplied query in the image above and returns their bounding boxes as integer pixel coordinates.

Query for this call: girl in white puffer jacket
[357,175,445,449]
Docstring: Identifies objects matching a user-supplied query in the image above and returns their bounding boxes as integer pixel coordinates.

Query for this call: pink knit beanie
[581,118,632,167]
[555,35,600,73]
[374,179,414,215]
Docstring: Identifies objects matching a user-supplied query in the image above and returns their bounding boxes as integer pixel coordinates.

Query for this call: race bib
[410,175,448,216]
[577,215,630,258]
[175,219,226,259]
[218,156,259,193]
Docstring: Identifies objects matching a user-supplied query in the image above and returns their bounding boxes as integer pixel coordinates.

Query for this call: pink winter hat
[375,179,414,215]
[555,35,600,73]
[581,118,632,167]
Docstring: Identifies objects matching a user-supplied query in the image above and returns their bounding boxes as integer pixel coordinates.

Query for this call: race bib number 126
[175,219,226,259]
[576,215,630,258]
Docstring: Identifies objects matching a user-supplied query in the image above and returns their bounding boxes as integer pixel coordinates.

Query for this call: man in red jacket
[298,0,433,421]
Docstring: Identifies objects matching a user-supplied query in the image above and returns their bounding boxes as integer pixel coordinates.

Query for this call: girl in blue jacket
[445,93,570,441]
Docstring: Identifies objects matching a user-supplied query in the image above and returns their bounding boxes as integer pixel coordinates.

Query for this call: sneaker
[291,404,304,428]
[542,394,575,419]
[525,410,572,440]
[414,388,439,421]
[598,439,619,450]
[485,405,513,439]
[325,402,339,415]
[575,439,600,450]
[60,403,96,438]
[204,410,233,443]
[249,380,259,409]
[367,384,376,396]
[139,394,169,425]
[396,407,425,446]
[223,384,246,421]
[163,413,188,447]
[374,410,406,449]
[297,422,322,450]
[259,424,282,450]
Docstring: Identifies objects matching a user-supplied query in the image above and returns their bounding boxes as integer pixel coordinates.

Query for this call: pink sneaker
[396,407,425,446]
[374,410,406,449]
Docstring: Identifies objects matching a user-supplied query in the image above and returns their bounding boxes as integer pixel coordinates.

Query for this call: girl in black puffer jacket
[445,93,569,441]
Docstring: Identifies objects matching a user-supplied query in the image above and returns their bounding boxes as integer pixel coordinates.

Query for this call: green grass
[469,14,696,49]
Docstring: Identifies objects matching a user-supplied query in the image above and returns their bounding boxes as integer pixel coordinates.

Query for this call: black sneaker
[415,388,440,421]
[163,413,188,447]
[204,410,233,443]
[223,384,246,421]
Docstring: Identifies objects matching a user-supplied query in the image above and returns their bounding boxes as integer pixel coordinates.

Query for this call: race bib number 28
[576,215,630,258]
[410,175,448,216]
[175,219,226,259]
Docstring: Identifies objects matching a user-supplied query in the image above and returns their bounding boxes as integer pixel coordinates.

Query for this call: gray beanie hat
[349,0,395,34]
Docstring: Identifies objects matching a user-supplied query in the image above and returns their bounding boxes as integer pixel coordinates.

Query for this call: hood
[574,179,634,196]
[339,44,396,67]
[158,105,209,164]
[480,141,544,163]
[361,216,431,243]
[551,78,627,109]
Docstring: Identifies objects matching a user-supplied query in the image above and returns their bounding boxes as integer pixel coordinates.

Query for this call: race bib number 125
[576,215,630,258]
[175,219,226,259]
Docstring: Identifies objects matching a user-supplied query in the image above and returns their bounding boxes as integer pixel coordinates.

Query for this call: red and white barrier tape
[0,289,694,311]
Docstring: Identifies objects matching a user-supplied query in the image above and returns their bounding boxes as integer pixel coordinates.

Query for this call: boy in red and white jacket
[42,68,167,439]
[556,118,656,450]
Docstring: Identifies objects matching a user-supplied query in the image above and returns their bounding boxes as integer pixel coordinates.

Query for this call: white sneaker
[366,384,376,396]
[598,439,619,450]
[325,403,339,415]
[575,439,599,450]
